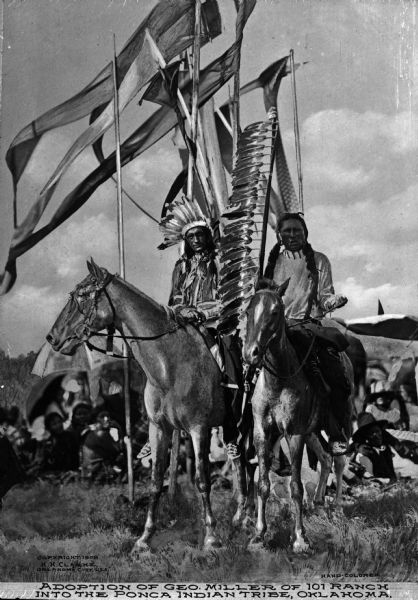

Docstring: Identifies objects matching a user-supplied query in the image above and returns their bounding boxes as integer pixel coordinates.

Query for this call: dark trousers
[288,324,351,439]
[216,332,252,446]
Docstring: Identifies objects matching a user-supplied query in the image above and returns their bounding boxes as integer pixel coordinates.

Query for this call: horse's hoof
[203,535,222,550]
[131,540,152,557]
[232,509,244,527]
[292,539,311,554]
[249,535,265,550]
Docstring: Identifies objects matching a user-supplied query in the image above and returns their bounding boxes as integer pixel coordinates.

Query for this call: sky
[0,0,417,356]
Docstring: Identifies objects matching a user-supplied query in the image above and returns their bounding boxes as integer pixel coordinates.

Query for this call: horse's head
[243,278,290,367]
[47,258,115,355]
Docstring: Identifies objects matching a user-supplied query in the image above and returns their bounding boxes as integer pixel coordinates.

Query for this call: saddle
[295,321,349,353]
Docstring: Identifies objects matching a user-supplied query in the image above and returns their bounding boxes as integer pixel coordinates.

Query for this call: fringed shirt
[169,251,221,327]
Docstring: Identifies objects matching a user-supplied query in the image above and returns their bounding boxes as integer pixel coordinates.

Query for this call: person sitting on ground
[80,411,124,483]
[264,212,351,456]
[350,412,397,483]
[40,412,80,475]
[66,401,93,446]
[364,381,407,430]
[0,419,25,509]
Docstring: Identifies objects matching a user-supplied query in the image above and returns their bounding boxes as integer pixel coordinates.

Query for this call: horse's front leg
[305,433,332,507]
[250,414,271,547]
[244,459,257,527]
[190,428,220,550]
[132,421,170,555]
[287,433,310,553]
[231,452,249,527]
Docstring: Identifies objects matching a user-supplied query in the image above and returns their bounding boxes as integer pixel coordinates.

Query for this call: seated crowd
[0,378,148,487]
[1,372,418,495]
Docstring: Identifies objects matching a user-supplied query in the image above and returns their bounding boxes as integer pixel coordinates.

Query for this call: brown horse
[242,279,354,552]
[47,259,250,552]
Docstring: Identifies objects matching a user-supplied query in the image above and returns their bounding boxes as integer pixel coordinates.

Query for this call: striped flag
[1,0,221,294]
[0,42,241,293]
[5,0,221,191]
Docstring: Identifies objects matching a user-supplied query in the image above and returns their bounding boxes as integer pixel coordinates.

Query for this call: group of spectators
[0,377,148,490]
[346,381,418,485]
[2,367,418,506]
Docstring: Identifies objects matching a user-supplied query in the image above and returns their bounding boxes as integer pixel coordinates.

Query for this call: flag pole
[232,0,245,166]
[187,0,202,199]
[145,29,213,217]
[112,34,134,503]
[290,49,304,213]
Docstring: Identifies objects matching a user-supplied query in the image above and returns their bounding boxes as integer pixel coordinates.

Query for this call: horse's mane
[256,278,282,294]
[77,269,167,315]
[113,273,167,314]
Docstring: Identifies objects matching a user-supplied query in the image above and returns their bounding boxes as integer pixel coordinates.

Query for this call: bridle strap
[262,330,317,381]
[77,277,184,353]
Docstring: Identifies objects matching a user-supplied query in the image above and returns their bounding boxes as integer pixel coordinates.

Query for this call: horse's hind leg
[333,454,346,507]
[132,422,169,555]
[287,434,310,553]
[190,428,220,550]
[305,433,332,507]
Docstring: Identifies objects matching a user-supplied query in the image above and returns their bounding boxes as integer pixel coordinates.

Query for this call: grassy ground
[1,475,417,582]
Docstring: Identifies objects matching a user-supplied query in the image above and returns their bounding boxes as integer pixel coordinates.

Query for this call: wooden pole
[145,28,213,216]
[112,35,134,503]
[232,0,245,167]
[290,49,304,213]
[187,0,202,199]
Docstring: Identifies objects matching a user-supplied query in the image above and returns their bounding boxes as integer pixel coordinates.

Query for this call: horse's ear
[276,277,290,297]
[87,257,104,282]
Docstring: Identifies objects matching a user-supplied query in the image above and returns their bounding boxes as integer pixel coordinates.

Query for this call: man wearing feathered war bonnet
[265,212,352,455]
[137,197,243,463]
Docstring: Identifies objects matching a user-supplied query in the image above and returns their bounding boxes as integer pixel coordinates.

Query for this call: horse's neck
[108,278,169,338]
[266,327,300,381]
[105,278,178,386]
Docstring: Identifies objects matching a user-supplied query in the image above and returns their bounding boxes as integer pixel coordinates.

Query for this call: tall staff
[112,34,134,503]
[187,0,202,199]
[290,49,304,213]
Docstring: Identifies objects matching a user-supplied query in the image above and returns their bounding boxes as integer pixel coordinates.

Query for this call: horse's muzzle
[243,343,262,367]
[46,332,59,349]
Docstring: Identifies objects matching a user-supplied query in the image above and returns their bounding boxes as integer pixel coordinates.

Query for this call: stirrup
[226,442,241,460]
[137,441,152,460]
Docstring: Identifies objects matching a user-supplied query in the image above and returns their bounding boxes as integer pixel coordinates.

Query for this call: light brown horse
[47,259,249,553]
[242,279,353,552]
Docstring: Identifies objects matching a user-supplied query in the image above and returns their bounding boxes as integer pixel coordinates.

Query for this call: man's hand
[178,307,205,324]
[323,294,348,312]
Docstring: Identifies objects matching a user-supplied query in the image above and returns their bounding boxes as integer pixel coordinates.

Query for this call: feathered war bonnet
[158,196,212,250]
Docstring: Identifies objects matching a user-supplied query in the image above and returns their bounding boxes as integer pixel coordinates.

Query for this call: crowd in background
[1,363,418,504]
[0,374,149,491]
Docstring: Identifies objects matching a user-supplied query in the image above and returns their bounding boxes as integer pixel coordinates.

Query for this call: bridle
[247,288,317,381]
[70,273,183,357]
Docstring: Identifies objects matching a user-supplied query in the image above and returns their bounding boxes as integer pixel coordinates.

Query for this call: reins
[262,329,317,381]
[251,288,318,381]
[75,277,184,358]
